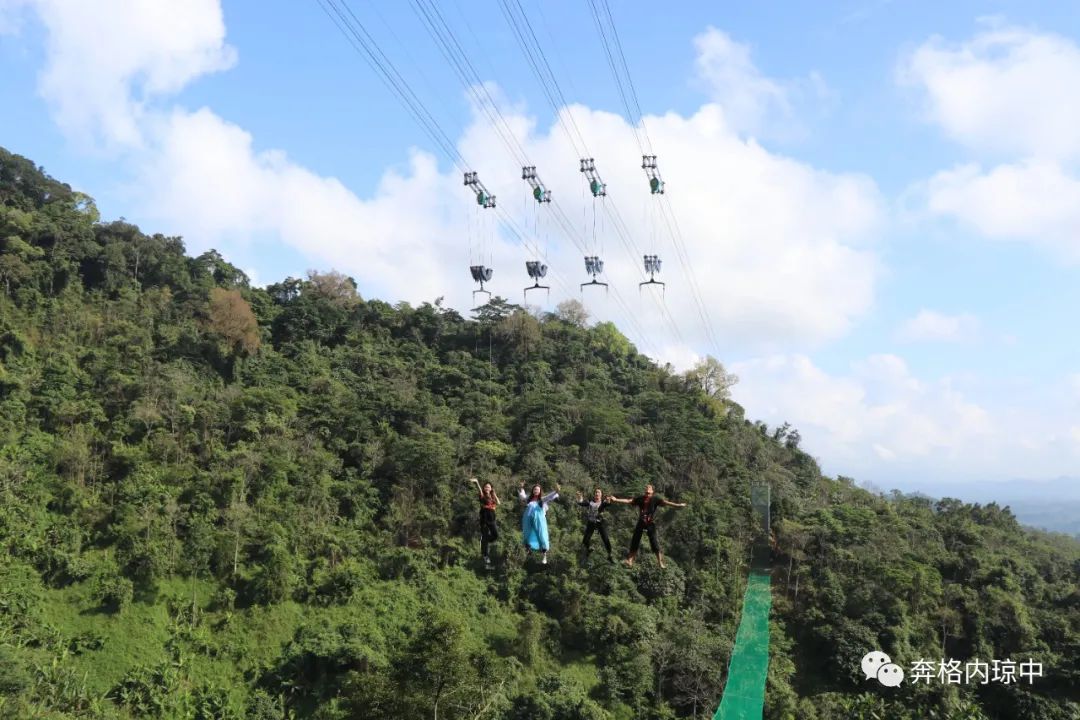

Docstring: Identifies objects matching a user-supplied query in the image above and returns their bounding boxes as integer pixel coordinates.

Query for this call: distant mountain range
[875,477,1080,537]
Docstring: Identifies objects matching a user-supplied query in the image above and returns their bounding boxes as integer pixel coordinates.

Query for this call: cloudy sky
[2,0,1078,491]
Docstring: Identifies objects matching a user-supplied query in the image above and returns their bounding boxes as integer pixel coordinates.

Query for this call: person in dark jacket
[576,488,614,562]
[610,484,687,569]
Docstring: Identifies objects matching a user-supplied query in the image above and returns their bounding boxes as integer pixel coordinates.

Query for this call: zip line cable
[584,0,716,336]
[584,0,643,156]
[657,194,723,353]
[400,0,662,355]
[592,0,721,356]
[493,0,689,348]
[501,3,679,314]
[427,0,650,313]
[584,0,724,359]
[319,0,463,169]
[410,0,531,168]
[500,0,591,156]
[600,0,647,145]
[317,0,580,310]
[318,0,664,357]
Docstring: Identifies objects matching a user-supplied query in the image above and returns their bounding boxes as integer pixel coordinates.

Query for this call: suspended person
[470,477,500,567]
[576,488,614,563]
[610,484,687,569]
[518,481,561,564]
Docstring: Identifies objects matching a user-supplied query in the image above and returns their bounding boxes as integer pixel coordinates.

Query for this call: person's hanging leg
[481,520,498,566]
[537,507,551,565]
[598,522,613,562]
[521,509,530,559]
[523,504,539,560]
[626,521,644,567]
[646,524,665,568]
[582,522,596,556]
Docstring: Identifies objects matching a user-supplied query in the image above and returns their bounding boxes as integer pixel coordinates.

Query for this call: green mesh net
[713,572,772,720]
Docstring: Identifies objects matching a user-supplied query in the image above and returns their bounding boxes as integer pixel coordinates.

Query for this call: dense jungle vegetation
[1,146,1078,719]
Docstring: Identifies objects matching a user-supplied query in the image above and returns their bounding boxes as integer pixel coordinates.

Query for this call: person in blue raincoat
[518,481,561,564]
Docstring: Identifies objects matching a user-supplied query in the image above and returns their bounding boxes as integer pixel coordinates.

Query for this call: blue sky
[2,0,1079,491]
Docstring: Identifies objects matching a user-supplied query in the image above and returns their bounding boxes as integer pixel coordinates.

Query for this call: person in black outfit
[470,477,500,566]
[610,484,687,569]
[576,488,614,562]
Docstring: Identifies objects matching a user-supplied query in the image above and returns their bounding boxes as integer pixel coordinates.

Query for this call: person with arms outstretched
[610,484,687,569]
[576,488,614,563]
[470,477,500,567]
[518,481,560,564]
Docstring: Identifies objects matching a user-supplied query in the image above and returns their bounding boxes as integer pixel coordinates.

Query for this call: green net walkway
[713,571,772,719]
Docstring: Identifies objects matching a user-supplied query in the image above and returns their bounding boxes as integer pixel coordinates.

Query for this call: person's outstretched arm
[518,483,527,502]
[661,498,687,508]
[542,484,561,504]
[469,477,483,500]
[576,492,588,507]
[608,495,633,505]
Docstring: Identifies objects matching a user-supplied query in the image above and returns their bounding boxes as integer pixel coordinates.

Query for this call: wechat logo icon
[862,650,904,687]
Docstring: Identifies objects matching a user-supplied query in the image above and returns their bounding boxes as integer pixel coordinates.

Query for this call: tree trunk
[433,677,445,720]
[233,531,240,579]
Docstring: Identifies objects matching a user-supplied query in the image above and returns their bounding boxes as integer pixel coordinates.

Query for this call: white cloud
[902,24,1080,258]
[899,23,1080,161]
[138,107,472,308]
[690,27,830,141]
[919,161,1080,258]
[732,354,1080,484]
[896,309,980,343]
[11,2,884,356]
[872,443,896,461]
[177,99,880,351]
[839,0,895,27]
[0,0,31,34]
[132,99,885,354]
[28,0,235,150]
[652,343,702,373]
[693,27,790,136]
[1069,374,1080,402]
[12,2,1080,488]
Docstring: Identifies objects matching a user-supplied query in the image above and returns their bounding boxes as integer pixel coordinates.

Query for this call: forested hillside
[1,146,1078,720]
